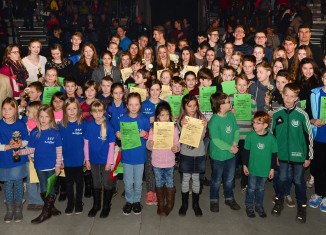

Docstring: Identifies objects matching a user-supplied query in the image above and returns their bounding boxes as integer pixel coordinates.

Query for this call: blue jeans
[210,157,236,201]
[245,175,267,206]
[273,169,292,198]
[279,162,307,204]
[36,170,56,196]
[153,167,174,188]
[123,163,144,203]
[26,162,43,205]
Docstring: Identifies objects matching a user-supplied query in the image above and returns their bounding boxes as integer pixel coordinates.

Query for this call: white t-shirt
[22,56,47,82]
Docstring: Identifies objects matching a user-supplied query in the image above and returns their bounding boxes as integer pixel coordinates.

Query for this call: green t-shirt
[209,112,239,161]
[244,131,278,177]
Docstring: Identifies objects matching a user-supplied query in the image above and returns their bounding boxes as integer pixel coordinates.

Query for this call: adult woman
[128,41,140,60]
[72,43,99,96]
[0,44,29,98]
[203,48,216,69]
[271,57,288,80]
[156,45,171,70]
[45,44,73,79]
[22,40,47,83]
[179,46,196,69]
[291,45,313,81]
[92,51,122,85]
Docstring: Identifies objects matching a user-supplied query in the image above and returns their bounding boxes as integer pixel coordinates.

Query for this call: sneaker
[210,201,219,212]
[296,204,307,224]
[255,206,267,218]
[320,198,326,212]
[285,195,295,208]
[309,194,322,208]
[246,205,255,218]
[75,202,84,215]
[123,202,133,215]
[65,205,74,215]
[152,193,158,205]
[146,191,154,205]
[271,198,284,217]
[306,176,314,188]
[132,202,142,215]
[225,199,241,210]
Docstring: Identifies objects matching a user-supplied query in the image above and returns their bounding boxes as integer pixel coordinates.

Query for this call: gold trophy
[12,131,21,162]
[266,84,275,111]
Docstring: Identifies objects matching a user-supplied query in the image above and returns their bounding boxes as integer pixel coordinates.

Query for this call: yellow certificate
[153,122,174,149]
[120,67,133,82]
[157,69,164,79]
[160,85,172,99]
[179,116,204,148]
[130,87,147,102]
[29,161,39,183]
[60,169,66,177]
[183,65,199,75]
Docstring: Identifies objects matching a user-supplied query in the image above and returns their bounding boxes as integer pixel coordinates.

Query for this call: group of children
[0,49,325,226]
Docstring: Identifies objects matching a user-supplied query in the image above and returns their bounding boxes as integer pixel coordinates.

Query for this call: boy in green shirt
[243,111,277,218]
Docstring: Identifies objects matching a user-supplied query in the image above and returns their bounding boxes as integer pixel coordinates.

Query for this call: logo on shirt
[276,116,284,124]
[44,137,55,144]
[257,143,265,150]
[143,108,152,115]
[225,126,232,134]
[72,128,83,135]
[291,119,299,128]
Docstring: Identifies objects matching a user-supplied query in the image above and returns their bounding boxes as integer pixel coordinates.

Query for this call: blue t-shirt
[141,98,163,121]
[85,119,116,164]
[118,113,150,164]
[316,89,326,142]
[58,121,87,167]
[119,37,131,51]
[0,119,28,169]
[107,101,127,132]
[29,128,62,170]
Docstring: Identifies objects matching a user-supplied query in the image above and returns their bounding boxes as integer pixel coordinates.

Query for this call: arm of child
[146,128,154,150]
[105,142,115,171]
[84,139,91,170]
[171,126,180,153]
[211,138,232,151]
[55,146,62,176]
[242,148,250,176]
[18,147,35,155]
[269,152,278,179]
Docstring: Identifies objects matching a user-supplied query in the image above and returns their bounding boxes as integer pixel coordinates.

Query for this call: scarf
[7,59,29,91]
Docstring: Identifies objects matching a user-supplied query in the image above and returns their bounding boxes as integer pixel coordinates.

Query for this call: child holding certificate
[142,79,163,205]
[177,94,207,217]
[116,93,150,215]
[308,70,326,213]
[84,100,116,218]
[208,92,241,213]
[146,102,180,216]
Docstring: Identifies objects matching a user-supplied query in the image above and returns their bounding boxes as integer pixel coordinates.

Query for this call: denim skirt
[0,164,27,181]
[179,154,205,173]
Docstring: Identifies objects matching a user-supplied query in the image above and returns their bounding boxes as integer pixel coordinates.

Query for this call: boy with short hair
[271,83,313,223]
[124,57,143,87]
[171,76,185,96]
[66,32,83,64]
[28,81,43,102]
[97,76,113,106]
[243,111,277,218]
[63,77,78,98]
[242,55,257,83]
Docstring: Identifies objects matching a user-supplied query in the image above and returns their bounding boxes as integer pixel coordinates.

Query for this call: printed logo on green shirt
[225,126,232,134]
[257,143,265,150]
[291,119,299,127]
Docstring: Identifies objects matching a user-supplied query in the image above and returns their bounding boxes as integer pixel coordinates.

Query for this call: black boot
[58,177,67,201]
[40,192,61,216]
[296,203,307,224]
[100,189,113,218]
[31,195,56,224]
[192,192,203,217]
[271,197,284,217]
[178,192,189,216]
[88,189,101,217]
[84,172,93,198]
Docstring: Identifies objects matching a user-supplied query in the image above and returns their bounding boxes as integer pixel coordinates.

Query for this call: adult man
[138,35,149,52]
[117,26,131,52]
[298,24,323,68]
[283,35,297,71]
[207,27,223,57]
[254,31,273,63]
[152,25,166,58]
[233,26,253,56]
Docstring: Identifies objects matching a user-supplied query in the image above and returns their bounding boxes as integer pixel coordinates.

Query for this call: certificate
[183,65,199,75]
[233,94,252,121]
[153,122,174,149]
[121,67,133,82]
[58,77,64,87]
[160,85,172,99]
[300,100,306,109]
[42,87,61,104]
[29,161,39,183]
[157,69,164,79]
[199,86,216,112]
[319,97,326,122]
[120,122,141,150]
[130,87,147,102]
[221,80,237,95]
[179,116,204,148]
[167,95,183,117]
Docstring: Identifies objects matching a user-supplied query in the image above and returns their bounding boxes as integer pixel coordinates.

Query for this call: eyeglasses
[10,51,20,54]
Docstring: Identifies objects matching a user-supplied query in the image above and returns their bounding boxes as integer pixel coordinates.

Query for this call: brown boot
[156,187,166,216]
[31,194,56,224]
[40,192,61,216]
[165,187,176,216]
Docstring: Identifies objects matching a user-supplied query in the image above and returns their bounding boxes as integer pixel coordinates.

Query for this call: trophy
[12,131,21,162]
[266,84,275,111]
[37,67,42,79]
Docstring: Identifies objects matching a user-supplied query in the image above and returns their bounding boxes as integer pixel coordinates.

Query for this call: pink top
[26,119,38,132]
[147,125,180,168]
[54,111,63,123]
